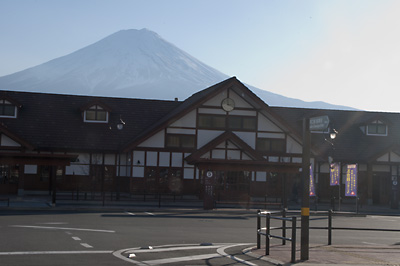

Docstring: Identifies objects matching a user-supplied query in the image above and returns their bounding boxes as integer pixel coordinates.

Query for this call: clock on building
[221,98,235,112]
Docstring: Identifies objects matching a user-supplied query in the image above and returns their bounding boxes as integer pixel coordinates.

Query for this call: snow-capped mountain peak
[0,28,354,109]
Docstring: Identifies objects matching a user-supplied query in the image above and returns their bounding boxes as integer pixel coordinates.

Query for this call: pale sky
[1,0,400,112]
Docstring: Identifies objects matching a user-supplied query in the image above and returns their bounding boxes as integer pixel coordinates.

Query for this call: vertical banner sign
[309,164,316,197]
[330,163,340,186]
[345,164,358,197]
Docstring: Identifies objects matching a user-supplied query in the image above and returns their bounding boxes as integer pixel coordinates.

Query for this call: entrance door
[215,170,251,201]
[373,173,390,204]
[0,165,19,194]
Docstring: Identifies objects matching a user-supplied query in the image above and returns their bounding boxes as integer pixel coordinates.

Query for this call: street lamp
[330,128,338,140]
[116,117,125,200]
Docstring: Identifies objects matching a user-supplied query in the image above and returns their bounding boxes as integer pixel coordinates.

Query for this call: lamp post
[301,118,311,260]
[116,118,125,201]
[301,115,332,261]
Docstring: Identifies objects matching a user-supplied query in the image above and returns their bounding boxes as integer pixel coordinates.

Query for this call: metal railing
[257,209,297,263]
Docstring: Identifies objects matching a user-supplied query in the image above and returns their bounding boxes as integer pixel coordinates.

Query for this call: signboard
[345,164,358,197]
[309,164,316,197]
[203,171,215,210]
[309,115,330,131]
[330,163,340,186]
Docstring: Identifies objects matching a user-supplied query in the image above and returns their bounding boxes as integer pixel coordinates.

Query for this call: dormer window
[0,99,17,118]
[84,105,108,123]
[367,120,387,136]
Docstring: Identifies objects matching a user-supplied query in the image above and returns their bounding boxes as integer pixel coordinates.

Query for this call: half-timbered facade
[0,77,399,208]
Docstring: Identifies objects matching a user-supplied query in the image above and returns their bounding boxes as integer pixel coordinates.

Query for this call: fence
[257,210,297,263]
[55,190,200,207]
[256,208,400,262]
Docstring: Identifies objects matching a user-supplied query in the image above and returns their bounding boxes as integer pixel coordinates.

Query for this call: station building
[0,77,399,207]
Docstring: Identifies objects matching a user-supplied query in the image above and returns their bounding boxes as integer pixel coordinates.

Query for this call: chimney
[174,97,178,102]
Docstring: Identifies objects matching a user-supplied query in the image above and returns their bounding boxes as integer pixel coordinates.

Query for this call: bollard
[291,216,297,263]
[328,209,332,245]
[266,212,270,255]
[282,208,286,245]
[257,210,261,249]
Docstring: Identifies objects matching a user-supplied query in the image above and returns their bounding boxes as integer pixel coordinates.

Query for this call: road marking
[80,243,93,248]
[125,212,136,216]
[10,225,115,233]
[145,212,155,216]
[113,243,256,265]
[72,237,81,241]
[0,250,112,256]
[127,244,226,253]
[217,243,257,266]
[363,242,385,246]
[143,253,222,265]
[39,222,68,225]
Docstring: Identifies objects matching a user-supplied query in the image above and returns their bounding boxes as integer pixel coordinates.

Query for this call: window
[228,116,256,130]
[198,114,257,131]
[84,105,108,123]
[256,138,286,153]
[0,99,16,118]
[198,114,226,129]
[166,134,195,148]
[367,120,387,136]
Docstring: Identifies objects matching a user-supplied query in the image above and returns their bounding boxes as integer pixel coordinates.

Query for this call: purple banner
[330,163,340,186]
[310,164,316,197]
[345,164,358,197]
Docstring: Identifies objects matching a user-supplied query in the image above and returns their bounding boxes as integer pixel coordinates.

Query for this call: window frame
[165,134,196,149]
[227,115,257,131]
[198,114,226,130]
[0,99,17,118]
[197,114,257,131]
[256,137,286,154]
[366,120,387,136]
[83,105,109,123]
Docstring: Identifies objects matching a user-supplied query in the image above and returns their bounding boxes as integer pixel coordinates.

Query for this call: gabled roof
[0,93,22,108]
[0,91,180,152]
[0,123,34,150]
[123,77,302,151]
[185,131,265,164]
[79,100,113,112]
[270,106,400,163]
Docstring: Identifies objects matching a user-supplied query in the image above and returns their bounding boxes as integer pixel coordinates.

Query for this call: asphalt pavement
[1,194,400,266]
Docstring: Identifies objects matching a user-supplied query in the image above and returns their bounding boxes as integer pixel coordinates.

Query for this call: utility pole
[301,118,311,260]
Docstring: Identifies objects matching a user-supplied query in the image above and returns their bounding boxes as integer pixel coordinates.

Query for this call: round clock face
[221,98,235,112]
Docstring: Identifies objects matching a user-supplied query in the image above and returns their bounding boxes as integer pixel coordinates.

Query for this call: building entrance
[0,165,19,194]
[215,170,251,200]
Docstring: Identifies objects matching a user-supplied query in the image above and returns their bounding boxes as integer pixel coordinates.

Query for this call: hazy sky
[1,0,400,112]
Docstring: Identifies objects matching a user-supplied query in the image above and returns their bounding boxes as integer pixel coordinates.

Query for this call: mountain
[0,28,353,110]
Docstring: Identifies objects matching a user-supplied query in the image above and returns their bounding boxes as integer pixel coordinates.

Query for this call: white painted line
[112,243,256,265]
[0,250,112,256]
[11,225,115,233]
[217,243,257,266]
[81,243,93,248]
[145,212,155,216]
[125,212,136,216]
[128,244,225,253]
[144,253,222,265]
[39,222,68,225]
[362,242,385,246]
[72,237,81,241]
